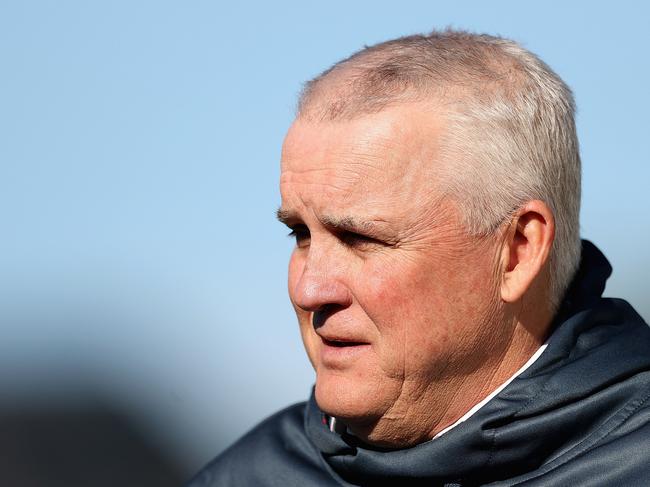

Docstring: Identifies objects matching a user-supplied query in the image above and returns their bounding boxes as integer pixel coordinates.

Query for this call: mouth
[313,320,372,366]
[318,334,371,366]
[322,338,367,348]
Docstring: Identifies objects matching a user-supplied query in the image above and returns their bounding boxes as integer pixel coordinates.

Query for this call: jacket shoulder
[552,391,650,485]
[497,372,650,486]
[185,401,333,487]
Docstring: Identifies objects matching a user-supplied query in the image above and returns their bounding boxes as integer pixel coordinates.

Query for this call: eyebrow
[276,208,297,225]
[276,208,386,237]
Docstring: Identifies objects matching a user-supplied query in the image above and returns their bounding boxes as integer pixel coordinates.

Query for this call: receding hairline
[297,30,539,123]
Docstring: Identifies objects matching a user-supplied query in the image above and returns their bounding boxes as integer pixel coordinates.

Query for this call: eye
[287,224,311,248]
[339,231,383,249]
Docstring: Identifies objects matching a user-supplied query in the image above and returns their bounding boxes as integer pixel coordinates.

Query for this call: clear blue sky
[0,0,648,475]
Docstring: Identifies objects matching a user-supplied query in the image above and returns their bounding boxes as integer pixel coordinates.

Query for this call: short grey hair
[297,29,581,309]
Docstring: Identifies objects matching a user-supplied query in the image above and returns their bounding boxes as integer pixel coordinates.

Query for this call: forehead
[280,103,447,217]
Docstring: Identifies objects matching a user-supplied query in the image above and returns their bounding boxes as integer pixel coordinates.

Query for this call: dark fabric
[187,241,650,486]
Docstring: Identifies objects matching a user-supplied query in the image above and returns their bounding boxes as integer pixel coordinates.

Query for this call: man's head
[278,30,581,447]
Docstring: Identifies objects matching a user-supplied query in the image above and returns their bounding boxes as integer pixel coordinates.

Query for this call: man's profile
[188,30,650,486]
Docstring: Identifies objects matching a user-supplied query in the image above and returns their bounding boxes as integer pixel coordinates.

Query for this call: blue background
[1,0,648,479]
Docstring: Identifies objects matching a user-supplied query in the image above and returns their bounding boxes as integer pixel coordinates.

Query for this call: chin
[314,369,389,424]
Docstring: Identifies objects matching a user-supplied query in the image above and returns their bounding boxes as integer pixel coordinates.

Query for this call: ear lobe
[500,201,555,303]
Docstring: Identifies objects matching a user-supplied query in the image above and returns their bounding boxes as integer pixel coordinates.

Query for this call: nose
[291,250,353,314]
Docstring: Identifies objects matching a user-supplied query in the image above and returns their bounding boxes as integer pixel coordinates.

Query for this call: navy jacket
[188,241,650,486]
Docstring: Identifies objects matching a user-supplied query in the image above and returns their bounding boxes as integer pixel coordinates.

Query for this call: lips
[313,318,372,366]
[322,337,367,347]
[317,330,371,367]
[316,328,370,346]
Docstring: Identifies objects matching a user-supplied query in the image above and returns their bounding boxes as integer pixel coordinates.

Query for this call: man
[189,30,650,486]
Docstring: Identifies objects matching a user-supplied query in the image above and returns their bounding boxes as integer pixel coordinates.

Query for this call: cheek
[360,265,452,374]
[363,259,451,333]
[360,255,497,376]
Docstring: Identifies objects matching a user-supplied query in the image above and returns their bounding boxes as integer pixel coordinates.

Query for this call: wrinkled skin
[279,103,540,447]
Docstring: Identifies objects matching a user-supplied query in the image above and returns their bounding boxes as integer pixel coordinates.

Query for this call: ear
[500,200,555,303]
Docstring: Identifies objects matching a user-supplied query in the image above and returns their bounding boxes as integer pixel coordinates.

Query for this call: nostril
[312,304,342,329]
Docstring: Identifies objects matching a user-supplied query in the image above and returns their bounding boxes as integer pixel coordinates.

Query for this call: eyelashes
[339,232,381,248]
[287,225,310,248]
[287,225,385,250]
